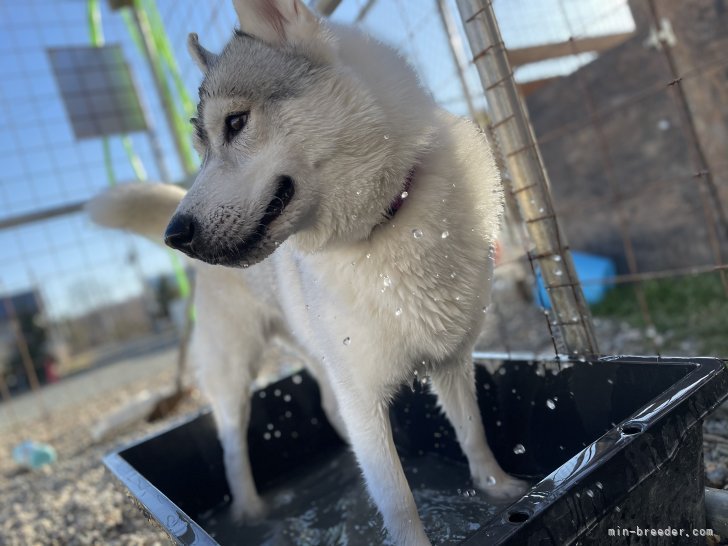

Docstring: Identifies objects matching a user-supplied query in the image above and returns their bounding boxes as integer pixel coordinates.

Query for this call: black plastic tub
[104,356,728,545]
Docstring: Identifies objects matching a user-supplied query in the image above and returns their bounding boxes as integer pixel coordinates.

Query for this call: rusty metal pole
[454,0,599,356]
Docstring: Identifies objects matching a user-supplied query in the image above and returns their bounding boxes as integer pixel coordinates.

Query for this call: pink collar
[385,167,416,219]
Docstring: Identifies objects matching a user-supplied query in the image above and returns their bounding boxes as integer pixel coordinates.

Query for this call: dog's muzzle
[164,175,296,266]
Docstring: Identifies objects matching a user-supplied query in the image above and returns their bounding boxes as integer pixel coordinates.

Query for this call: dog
[88,182,349,522]
[92,1,527,543]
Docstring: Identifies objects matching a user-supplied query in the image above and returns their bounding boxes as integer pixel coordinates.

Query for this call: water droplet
[546,399,556,410]
[586,489,594,498]
[595,481,603,490]
[395,307,402,317]
[267,423,274,430]
[273,389,281,397]
[496,420,502,427]
[513,444,526,455]
[554,269,563,276]
[274,430,281,438]
[343,336,351,345]
[441,230,449,239]
[615,506,621,513]
[263,432,271,440]
[486,475,497,486]
[355,190,362,196]
[553,255,562,262]
[412,228,423,239]
[538,207,545,213]
[292,374,302,385]
[450,272,456,279]
[455,296,461,301]
[401,191,409,199]
[283,394,291,402]
[366,253,371,259]
[607,378,614,385]
[383,135,390,140]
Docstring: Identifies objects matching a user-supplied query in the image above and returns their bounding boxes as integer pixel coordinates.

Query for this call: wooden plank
[507,32,633,67]
[518,77,561,97]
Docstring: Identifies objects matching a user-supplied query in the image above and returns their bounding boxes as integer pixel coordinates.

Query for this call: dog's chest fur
[244,116,502,380]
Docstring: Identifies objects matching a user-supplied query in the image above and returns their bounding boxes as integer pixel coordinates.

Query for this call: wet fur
[94,1,527,544]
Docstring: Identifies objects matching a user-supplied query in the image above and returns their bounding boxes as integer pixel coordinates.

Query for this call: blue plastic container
[535,251,616,308]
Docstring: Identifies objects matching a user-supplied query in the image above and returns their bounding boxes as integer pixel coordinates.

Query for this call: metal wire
[455,0,600,356]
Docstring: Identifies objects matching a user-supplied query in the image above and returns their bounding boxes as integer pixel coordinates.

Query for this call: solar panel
[48,45,148,140]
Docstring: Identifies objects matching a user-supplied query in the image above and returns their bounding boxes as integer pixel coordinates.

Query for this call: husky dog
[93,0,527,543]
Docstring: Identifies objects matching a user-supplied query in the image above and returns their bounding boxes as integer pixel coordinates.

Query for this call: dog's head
[165,0,433,267]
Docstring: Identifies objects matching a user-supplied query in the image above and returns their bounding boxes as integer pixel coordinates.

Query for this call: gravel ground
[0,354,206,546]
[0,280,725,545]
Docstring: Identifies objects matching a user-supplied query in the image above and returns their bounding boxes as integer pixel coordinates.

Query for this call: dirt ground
[0,299,726,545]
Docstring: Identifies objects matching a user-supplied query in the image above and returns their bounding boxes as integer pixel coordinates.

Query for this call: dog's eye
[225,112,249,140]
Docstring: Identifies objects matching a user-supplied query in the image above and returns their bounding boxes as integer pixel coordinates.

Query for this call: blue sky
[0,0,633,319]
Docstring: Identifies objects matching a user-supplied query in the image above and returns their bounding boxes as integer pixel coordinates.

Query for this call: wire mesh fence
[479,0,728,358]
[0,1,727,544]
[0,0,726,422]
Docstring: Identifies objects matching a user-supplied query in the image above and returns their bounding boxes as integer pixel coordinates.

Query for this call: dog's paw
[474,472,529,500]
[230,494,267,522]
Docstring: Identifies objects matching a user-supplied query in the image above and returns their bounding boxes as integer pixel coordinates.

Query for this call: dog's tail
[87,183,186,245]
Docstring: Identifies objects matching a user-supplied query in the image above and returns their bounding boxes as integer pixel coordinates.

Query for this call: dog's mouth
[260,175,296,232]
[214,175,296,267]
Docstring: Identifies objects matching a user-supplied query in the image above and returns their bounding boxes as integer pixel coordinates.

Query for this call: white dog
[91,1,527,543]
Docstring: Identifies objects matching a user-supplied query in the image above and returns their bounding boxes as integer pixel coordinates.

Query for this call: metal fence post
[454,0,599,356]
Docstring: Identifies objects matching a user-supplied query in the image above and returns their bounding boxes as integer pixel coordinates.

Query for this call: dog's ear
[232,0,334,60]
[187,33,217,73]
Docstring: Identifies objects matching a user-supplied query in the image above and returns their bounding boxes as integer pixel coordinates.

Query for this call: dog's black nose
[164,214,196,250]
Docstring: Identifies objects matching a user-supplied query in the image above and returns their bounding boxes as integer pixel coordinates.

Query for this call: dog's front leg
[195,338,266,521]
[329,375,431,546]
[210,389,266,520]
[430,357,528,499]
